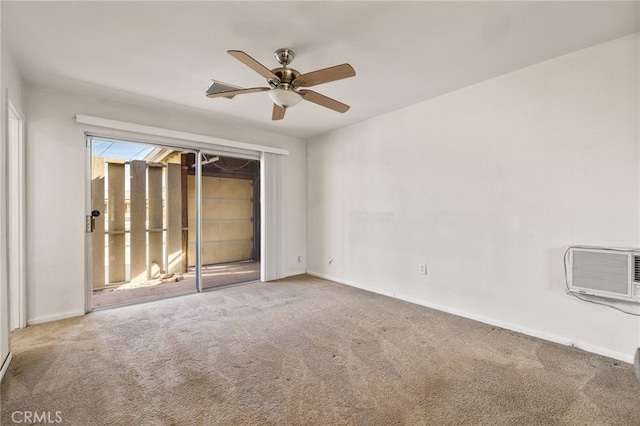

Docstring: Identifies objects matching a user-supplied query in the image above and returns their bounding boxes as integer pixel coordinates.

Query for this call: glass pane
[91,139,197,308]
[196,152,261,290]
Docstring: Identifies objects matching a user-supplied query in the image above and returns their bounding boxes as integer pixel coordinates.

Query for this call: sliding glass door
[88,139,196,308]
[88,138,261,309]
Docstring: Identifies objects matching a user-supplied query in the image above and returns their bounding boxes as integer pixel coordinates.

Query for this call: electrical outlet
[419,263,427,275]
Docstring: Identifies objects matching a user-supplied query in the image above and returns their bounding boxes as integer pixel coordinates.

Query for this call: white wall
[25,86,306,324]
[1,15,25,376]
[307,34,640,362]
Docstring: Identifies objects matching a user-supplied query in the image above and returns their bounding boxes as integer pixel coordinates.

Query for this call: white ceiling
[3,1,638,139]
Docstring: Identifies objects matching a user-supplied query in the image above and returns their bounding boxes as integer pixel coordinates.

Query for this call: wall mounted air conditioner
[567,247,640,303]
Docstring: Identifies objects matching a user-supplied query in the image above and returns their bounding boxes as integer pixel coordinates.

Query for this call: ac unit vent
[571,250,629,296]
[567,247,640,303]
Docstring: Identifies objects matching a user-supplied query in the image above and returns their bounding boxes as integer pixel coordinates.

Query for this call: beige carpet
[2,275,639,425]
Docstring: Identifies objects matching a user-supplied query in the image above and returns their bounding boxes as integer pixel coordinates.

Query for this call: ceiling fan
[206,48,356,121]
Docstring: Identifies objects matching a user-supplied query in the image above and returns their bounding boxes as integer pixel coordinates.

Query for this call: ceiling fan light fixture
[269,88,303,108]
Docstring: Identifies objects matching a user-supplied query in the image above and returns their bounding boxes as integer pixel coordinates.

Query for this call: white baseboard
[1,352,12,382]
[307,271,633,364]
[285,270,307,278]
[27,310,85,326]
[306,270,395,297]
[394,293,633,364]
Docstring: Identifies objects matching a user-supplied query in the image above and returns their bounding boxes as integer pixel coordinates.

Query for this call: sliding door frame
[82,121,285,312]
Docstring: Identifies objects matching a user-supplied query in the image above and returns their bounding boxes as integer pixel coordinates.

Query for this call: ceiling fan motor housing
[272,68,301,86]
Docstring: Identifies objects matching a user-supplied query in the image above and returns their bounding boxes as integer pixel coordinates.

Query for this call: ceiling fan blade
[228,50,281,84]
[299,89,350,113]
[272,104,286,121]
[206,87,270,99]
[294,64,355,88]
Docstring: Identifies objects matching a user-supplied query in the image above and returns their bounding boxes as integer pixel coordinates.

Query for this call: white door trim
[6,91,26,330]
